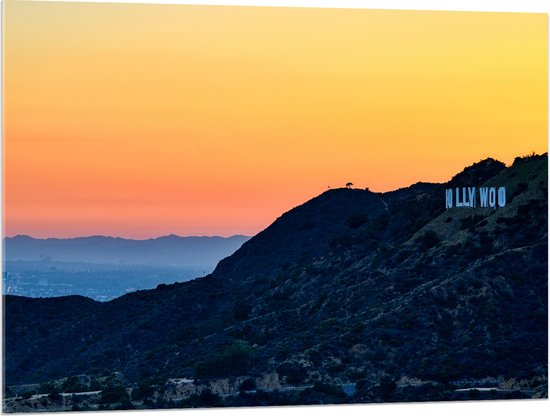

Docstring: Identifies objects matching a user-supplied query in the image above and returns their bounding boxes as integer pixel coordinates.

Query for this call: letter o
[489,187,496,208]
[498,187,506,207]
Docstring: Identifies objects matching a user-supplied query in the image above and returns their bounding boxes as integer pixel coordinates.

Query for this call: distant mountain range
[4,234,251,269]
[3,154,547,410]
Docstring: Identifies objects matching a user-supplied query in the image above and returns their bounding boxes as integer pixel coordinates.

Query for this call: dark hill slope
[213,188,387,280]
[447,157,506,187]
[3,155,547,397]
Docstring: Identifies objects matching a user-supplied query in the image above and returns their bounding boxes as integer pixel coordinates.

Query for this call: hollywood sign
[445,187,506,209]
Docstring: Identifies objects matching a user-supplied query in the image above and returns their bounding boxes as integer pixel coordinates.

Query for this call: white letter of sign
[468,187,476,208]
[455,188,463,207]
[489,187,496,208]
[446,189,453,209]
[479,187,489,208]
[498,187,506,207]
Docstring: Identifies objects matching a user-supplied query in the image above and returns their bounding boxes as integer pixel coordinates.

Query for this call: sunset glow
[3,1,548,238]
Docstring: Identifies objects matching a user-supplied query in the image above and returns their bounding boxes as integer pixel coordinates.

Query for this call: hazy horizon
[3,233,253,241]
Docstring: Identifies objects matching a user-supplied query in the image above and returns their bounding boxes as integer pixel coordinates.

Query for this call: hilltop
[3,154,547,410]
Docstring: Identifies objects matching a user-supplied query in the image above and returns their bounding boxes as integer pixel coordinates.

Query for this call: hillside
[3,154,547,410]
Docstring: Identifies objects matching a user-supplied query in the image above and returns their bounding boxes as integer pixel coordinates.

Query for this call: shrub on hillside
[194,340,256,379]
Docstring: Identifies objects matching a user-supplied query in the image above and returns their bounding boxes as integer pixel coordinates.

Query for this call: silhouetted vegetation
[3,154,547,411]
[194,341,257,379]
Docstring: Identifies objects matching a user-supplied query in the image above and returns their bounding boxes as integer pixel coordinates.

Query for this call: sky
[3,0,548,238]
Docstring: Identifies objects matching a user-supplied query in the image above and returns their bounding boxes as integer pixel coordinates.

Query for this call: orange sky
[3,1,548,238]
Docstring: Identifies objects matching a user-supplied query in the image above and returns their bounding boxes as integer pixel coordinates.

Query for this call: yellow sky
[3,1,548,237]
